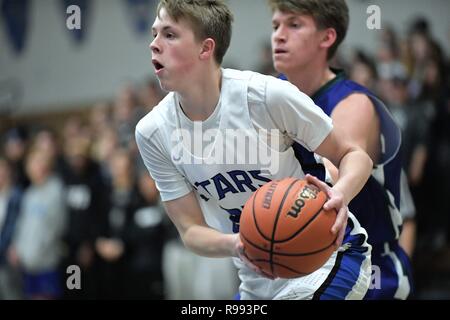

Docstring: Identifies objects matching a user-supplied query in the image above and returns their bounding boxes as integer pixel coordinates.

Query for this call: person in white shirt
[136,0,373,300]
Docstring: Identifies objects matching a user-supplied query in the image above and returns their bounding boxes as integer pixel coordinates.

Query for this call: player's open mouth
[152,60,165,73]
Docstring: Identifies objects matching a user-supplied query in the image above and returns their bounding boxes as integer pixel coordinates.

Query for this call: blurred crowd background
[1,0,449,300]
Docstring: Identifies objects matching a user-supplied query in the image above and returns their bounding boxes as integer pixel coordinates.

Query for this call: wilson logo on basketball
[287,185,319,219]
[262,182,278,209]
[287,198,306,218]
[299,185,318,200]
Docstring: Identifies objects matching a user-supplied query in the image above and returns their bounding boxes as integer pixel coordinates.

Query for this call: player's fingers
[305,174,330,194]
[331,205,348,235]
[323,196,342,211]
[334,217,347,248]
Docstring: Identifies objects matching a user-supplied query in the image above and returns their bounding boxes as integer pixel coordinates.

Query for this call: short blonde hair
[157,0,234,65]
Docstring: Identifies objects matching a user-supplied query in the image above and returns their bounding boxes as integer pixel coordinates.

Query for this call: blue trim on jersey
[364,242,413,300]
[316,249,366,300]
[313,220,369,300]
[347,176,399,243]
[291,142,326,181]
[382,156,402,209]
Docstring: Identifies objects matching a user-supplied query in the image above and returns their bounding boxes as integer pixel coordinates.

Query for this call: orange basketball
[239,177,337,279]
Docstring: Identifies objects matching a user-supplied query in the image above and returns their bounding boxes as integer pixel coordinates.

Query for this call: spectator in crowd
[60,135,106,299]
[8,148,67,299]
[95,148,166,299]
[349,49,378,93]
[3,128,30,189]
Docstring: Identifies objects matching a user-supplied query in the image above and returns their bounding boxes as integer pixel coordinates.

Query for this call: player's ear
[199,38,215,61]
[320,28,337,50]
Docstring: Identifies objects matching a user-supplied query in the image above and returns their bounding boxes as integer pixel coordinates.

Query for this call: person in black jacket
[95,148,166,299]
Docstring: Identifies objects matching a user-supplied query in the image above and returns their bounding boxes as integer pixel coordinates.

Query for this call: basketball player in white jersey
[136,0,372,299]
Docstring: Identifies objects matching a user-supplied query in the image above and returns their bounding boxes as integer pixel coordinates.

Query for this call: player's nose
[273,25,287,43]
[149,37,161,54]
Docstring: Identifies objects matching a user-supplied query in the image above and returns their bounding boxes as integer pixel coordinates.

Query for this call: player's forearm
[182,224,237,258]
[333,149,372,205]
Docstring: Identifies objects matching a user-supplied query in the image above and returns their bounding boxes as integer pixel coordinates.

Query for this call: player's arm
[163,194,274,278]
[325,93,380,169]
[311,95,374,247]
[162,192,237,258]
[310,126,372,246]
[314,125,373,207]
[333,94,380,159]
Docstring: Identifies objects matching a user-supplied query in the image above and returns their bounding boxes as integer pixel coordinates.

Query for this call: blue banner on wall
[1,0,30,54]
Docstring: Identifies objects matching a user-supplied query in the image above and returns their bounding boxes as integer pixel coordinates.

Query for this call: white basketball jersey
[137,69,334,233]
[136,69,371,299]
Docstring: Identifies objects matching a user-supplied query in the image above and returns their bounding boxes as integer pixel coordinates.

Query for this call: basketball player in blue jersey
[268,0,413,299]
[136,0,374,299]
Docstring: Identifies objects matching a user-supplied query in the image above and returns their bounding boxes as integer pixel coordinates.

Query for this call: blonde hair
[157,0,234,64]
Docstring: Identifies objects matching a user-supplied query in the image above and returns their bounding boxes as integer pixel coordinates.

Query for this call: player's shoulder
[222,68,303,103]
[339,92,376,114]
[222,68,286,88]
[261,73,313,107]
[135,92,175,139]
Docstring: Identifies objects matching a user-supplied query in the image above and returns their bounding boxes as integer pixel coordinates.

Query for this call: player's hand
[232,234,276,280]
[305,174,348,249]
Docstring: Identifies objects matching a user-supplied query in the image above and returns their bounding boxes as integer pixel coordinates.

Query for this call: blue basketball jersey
[281,71,403,245]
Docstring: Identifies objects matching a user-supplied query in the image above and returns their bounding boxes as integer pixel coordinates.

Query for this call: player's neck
[286,63,335,97]
[176,67,222,122]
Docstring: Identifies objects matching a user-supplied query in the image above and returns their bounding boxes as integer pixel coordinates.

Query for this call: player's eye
[272,24,279,31]
[165,32,175,39]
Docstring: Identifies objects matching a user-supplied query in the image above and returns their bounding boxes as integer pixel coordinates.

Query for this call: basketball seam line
[240,232,337,256]
[252,187,273,242]
[274,200,329,243]
[269,179,302,275]
[249,259,309,276]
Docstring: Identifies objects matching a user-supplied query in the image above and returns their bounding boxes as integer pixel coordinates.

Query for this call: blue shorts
[23,269,62,299]
[364,241,413,300]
